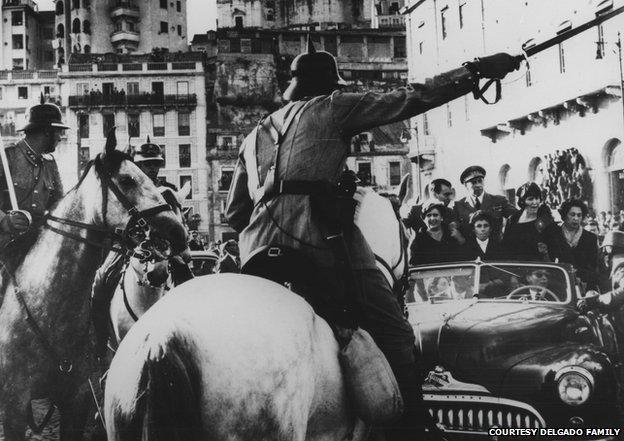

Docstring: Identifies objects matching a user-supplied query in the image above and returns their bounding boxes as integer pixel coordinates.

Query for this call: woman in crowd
[462,210,502,260]
[501,182,553,261]
[543,199,599,290]
[409,202,462,266]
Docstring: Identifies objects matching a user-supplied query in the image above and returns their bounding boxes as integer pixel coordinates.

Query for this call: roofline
[401,0,428,15]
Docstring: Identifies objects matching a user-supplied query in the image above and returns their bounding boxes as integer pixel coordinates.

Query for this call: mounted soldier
[226,38,520,440]
[0,97,68,253]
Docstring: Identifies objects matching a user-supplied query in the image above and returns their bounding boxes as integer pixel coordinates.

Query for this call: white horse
[103,188,407,441]
[0,131,187,441]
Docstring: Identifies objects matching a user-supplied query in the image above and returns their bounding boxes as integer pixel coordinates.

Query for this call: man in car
[519,268,560,301]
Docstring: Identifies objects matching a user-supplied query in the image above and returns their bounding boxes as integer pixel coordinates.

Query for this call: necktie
[474,198,481,210]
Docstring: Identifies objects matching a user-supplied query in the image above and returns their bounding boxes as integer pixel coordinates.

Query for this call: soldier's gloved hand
[469,53,521,79]
[0,210,31,234]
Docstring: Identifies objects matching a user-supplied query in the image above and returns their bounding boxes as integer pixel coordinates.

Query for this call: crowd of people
[540,147,592,208]
[402,165,605,291]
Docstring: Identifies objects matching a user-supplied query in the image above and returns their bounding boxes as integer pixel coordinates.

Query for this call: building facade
[193,27,410,240]
[53,0,189,65]
[404,0,624,212]
[371,0,406,29]
[216,0,371,30]
[59,51,210,231]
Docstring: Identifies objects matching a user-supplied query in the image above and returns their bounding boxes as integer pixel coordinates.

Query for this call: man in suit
[403,178,459,232]
[454,166,517,241]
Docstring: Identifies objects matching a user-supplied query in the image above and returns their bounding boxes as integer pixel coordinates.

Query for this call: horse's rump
[105,274,352,441]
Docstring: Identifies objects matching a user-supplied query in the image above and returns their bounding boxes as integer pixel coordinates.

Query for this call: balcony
[68,93,197,109]
[110,30,140,49]
[110,2,140,20]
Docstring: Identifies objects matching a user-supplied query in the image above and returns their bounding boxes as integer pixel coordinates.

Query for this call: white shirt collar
[471,194,483,207]
[476,237,489,253]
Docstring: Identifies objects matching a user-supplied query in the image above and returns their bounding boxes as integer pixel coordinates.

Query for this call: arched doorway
[606,138,624,212]
[499,164,514,204]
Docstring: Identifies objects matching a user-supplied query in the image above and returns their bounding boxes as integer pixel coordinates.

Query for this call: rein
[120,258,173,323]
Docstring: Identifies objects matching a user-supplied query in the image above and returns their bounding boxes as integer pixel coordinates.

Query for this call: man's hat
[282,35,348,102]
[133,136,164,164]
[19,94,69,132]
[460,165,486,184]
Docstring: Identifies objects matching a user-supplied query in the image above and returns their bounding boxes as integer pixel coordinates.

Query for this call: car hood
[408,300,580,393]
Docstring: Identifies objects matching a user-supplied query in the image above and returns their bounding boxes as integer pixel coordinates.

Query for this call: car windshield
[408,263,571,304]
[190,255,217,276]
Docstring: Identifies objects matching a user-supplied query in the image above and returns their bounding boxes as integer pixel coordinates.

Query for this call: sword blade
[522,5,624,58]
[0,133,18,210]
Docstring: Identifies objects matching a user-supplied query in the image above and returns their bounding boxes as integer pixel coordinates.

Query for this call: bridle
[14,155,173,378]
[44,157,172,257]
[120,256,172,322]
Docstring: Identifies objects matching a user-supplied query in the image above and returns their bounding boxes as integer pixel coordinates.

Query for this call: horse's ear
[102,126,117,158]
[398,173,412,205]
[122,135,133,156]
[178,180,192,201]
[40,93,45,105]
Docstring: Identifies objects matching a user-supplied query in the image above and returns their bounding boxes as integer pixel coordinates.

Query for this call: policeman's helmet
[282,35,348,102]
[19,94,69,132]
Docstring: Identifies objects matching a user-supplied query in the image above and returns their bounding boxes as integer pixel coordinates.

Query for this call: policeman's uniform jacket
[0,140,63,242]
[454,192,517,240]
[226,68,475,270]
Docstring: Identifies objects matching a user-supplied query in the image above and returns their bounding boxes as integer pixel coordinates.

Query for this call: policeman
[226,39,520,440]
[0,99,68,249]
[133,137,177,190]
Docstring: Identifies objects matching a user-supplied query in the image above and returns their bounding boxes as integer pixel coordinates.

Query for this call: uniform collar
[16,139,43,166]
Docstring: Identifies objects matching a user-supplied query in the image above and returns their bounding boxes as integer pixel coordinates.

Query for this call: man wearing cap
[454,165,516,241]
[133,137,177,191]
[0,99,68,249]
[226,39,520,440]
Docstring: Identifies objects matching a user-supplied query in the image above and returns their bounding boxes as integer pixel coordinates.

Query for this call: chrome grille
[424,394,546,434]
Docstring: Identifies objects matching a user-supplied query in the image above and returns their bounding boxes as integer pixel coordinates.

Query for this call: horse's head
[84,128,187,253]
[129,255,172,290]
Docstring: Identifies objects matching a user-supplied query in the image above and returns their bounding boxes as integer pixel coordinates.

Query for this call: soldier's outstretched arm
[333,53,520,136]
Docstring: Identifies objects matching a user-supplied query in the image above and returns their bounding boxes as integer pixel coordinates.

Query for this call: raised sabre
[475,4,624,103]
[0,132,18,210]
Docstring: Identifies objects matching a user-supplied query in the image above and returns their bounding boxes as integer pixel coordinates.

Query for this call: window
[55,0,64,15]
[78,113,89,138]
[179,144,191,167]
[72,18,81,34]
[128,21,135,31]
[441,6,448,39]
[218,135,236,150]
[0,88,4,100]
[12,35,23,50]
[43,85,55,95]
[241,38,251,53]
[459,1,466,29]
[394,36,406,58]
[83,20,91,34]
[389,2,399,14]
[160,21,168,33]
[77,83,89,95]
[176,1,181,12]
[84,45,90,54]
[324,35,337,55]
[558,43,565,73]
[423,113,430,135]
[525,69,532,87]
[446,103,452,127]
[235,16,243,28]
[72,0,79,9]
[56,23,64,38]
[115,21,122,32]
[177,81,188,95]
[160,0,167,8]
[419,41,423,55]
[12,11,22,26]
[127,82,139,95]
[389,162,401,186]
[128,114,140,137]
[79,147,90,171]
[597,25,605,59]
[178,111,190,136]
[218,39,230,52]
[153,113,165,136]
[179,176,192,199]
[17,86,28,99]
[219,168,233,191]
[177,25,182,36]
[103,114,115,136]
[83,0,90,8]
[356,162,372,186]
[267,9,274,21]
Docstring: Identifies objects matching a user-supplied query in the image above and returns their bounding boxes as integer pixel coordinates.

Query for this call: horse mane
[94,150,133,177]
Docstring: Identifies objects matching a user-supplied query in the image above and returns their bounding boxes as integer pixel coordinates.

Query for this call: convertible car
[406,260,623,439]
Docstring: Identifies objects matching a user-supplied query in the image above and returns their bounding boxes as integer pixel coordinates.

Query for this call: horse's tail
[114,335,203,441]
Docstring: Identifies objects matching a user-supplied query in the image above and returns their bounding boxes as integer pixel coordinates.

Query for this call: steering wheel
[506,285,559,301]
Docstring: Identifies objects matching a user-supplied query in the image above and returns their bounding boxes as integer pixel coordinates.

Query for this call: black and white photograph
[0,0,624,440]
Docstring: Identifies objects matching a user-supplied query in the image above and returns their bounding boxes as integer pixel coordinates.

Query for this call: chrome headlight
[555,367,594,406]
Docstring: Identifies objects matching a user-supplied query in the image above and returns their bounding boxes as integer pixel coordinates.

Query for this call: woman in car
[543,199,599,290]
[501,182,553,261]
[410,202,462,266]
